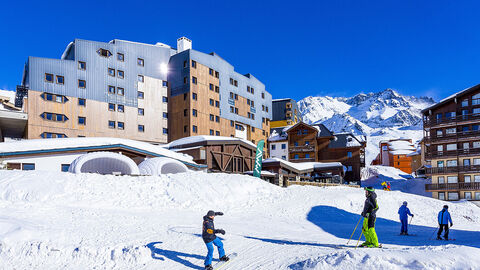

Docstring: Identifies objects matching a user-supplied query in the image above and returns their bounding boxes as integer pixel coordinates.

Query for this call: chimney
[177,37,192,52]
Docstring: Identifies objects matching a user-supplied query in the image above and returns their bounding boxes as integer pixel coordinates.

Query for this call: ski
[398,234,417,236]
[212,252,238,270]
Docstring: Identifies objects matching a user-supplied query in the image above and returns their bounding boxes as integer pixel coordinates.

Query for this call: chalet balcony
[425,182,480,192]
[425,147,480,159]
[424,112,480,128]
[425,165,480,175]
[424,130,480,143]
[292,157,315,162]
[290,145,315,153]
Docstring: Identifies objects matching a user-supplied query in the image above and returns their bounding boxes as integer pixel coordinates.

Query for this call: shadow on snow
[146,241,216,270]
[307,205,480,248]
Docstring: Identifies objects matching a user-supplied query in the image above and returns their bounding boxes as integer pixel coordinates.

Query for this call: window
[215,101,220,107]
[446,160,457,167]
[191,60,197,68]
[163,112,168,118]
[117,53,124,61]
[474,158,480,165]
[464,142,470,150]
[445,112,456,119]
[210,129,214,135]
[183,60,187,68]
[108,86,115,94]
[215,86,219,93]
[462,99,468,107]
[183,125,188,133]
[247,86,251,93]
[465,192,472,200]
[209,114,214,121]
[234,107,238,114]
[347,166,353,171]
[138,108,144,115]
[117,70,124,79]
[163,81,168,87]
[108,103,115,111]
[209,99,214,106]
[437,145,443,152]
[192,93,197,100]
[184,109,188,116]
[234,94,238,100]
[97,48,112,57]
[215,71,219,78]
[117,87,124,96]
[475,175,480,182]
[473,93,480,105]
[215,116,220,123]
[252,127,255,132]
[210,84,214,91]
[22,163,35,171]
[266,106,269,112]
[272,145,276,150]
[138,91,144,99]
[192,76,197,84]
[108,68,115,77]
[476,192,480,200]
[41,93,68,103]
[209,68,213,75]
[262,92,265,99]
[192,125,198,133]
[465,175,471,183]
[216,131,220,136]
[118,105,124,112]
[56,75,64,84]
[281,144,286,149]
[78,116,86,125]
[437,161,444,167]
[446,144,457,151]
[347,151,352,158]
[137,58,144,66]
[305,141,310,146]
[247,99,251,106]
[438,192,445,200]
[305,153,310,158]
[192,109,197,117]
[447,176,458,183]
[78,61,86,70]
[61,164,70,172]
[464,159,471,166]
[40,112,68,122]
[118,122,124,130]
[294,142,298,147]
[163,128,168,134]
[78,98,86,106]
[138,125,145,132]
[474,108,480,115]
[282,156,286,160]
[447,192,459,200]
[108,121,115,129]
[446,128,456,134]
[163,96,168,103]
[138,75,144,82]
[294,154,299,159]
[474,141,480,148]
[78,80,86,88]
[230,120,234,127]
[436,130,442,137]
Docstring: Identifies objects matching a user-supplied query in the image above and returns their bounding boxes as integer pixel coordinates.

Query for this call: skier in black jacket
[202,210,229,270]
[360,187,380,247]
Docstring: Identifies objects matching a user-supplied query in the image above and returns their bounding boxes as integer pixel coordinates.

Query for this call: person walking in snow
[202,210,229,270]
[360,187,380,247]
[398,201,414,235]
[437,205,453,240]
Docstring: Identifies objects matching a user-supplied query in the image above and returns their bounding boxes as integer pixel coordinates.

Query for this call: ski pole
[429,226,438,240]
[347,216,363,245]
[355,230,364,249]
[409,216,414,225]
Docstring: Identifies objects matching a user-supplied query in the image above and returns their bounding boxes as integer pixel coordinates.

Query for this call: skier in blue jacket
[202,210,229,270]
[437,205,453,240]
[398,201,414,235]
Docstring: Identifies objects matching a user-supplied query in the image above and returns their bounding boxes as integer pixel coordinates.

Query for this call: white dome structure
[138,157,188,175]
[69,152,140,175]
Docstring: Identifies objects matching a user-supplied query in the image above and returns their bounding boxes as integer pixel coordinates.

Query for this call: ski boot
[436,236,442,240]
[220,255,230,262]
[359,242,369,247]
[205,265,213,270]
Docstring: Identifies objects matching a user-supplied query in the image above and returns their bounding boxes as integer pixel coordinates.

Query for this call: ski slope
[0,170,479,269]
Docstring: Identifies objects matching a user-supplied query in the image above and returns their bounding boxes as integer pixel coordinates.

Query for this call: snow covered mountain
[298,89,435,164]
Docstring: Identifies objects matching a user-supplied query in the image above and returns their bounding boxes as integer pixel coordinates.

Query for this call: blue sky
[1,0,480,101]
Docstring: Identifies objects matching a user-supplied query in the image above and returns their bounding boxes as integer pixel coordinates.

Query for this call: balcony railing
[426,165,480,174]
[290,145,315,153]
[425,182,480,192]
[292,157,315,162]
[425,147,480,158]
[424,113,480,127]
[424,130,480,143]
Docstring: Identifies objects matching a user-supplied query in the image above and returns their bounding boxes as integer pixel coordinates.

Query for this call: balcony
[425,147,480,159]
[426,165,480,175]
[425,182,480,192]
[292,157,315,162]
[424,130,480,143]
[290,145,315,153]
[424,112,480,128]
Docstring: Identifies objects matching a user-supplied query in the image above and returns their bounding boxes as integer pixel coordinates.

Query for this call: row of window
[96,48,144,67]
[230,78,238,87]
[187,60,221,79]
[40,132,67,138]
[209,83,220,93]
[209,98,220,108]
[271,144,287,150]
[434,107,480,120]
[460,94,480,107]
[108,68,124,79]
[40,112,68,122]
[436,158,480,167]
[45,73,64,84]
[435,142,480,152]
[434,124,480,136]
[438,192,480,201]
[41,92,68,103]
[108,86,125,95]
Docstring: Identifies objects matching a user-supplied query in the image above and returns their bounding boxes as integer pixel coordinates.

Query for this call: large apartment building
[14,37,272,145]
[423,84,480,202]
[167,38,272,143]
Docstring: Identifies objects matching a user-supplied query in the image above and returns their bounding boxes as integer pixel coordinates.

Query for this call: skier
[398,201,414,235]
[202,210,229,270]
[360,187,380,247]
[437,205,453,240]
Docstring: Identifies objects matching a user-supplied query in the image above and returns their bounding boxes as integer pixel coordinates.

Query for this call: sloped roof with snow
[329,133,363,148]
[386,140,416,155]
[166,135,256,149]
[263,158,343,173]
[422,83,480,113]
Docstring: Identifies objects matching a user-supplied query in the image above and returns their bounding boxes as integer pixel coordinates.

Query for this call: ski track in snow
[0,170,479,269]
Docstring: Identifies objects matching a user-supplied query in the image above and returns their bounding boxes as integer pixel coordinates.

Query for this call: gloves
[450,223,453,227]
[412,214,414,217]
[218,229,225,235]
[215,212,224,216]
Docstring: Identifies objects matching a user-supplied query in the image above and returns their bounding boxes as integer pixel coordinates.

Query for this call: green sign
[253,139,265,178]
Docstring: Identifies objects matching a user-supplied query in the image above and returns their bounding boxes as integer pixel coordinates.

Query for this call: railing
[424,113,480,127]
[425,147,480,158]
[287,181,360,188]
[426,165,480,174]
[425,182,480,191]
[290,145,315,153]
[424,130,480,143]
[292,157,315,162]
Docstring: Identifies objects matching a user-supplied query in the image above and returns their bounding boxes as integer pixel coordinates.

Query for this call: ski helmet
[443,205,448,209]
[207,210,215,216]
[403,201,407,205]
[364,186,374,192]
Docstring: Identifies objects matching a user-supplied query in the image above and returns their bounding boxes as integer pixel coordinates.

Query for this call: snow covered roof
[272,98,294,102]
[167,135,256,149]
[263,158,343,173]
[329,133,363,148]
[244,170,276,177]
[268,127,289,142]
[422,83,480,113]
[0,137,202,167]
[0,90,20,112]
[385,140,416,156]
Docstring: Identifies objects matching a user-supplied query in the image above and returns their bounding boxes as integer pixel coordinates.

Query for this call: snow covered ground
[0,170,479,269]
